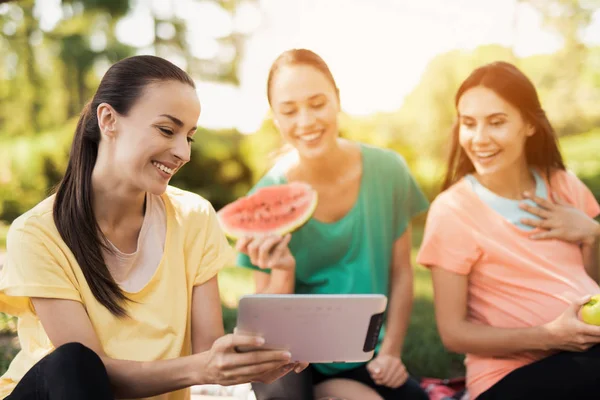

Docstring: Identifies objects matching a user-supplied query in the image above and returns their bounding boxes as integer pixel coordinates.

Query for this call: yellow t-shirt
[0,186,236,400]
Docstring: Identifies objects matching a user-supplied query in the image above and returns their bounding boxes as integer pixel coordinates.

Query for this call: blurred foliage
[0,221,7,250]
[521,0,599,118]
[559,128,600,200]
[0,0,259,217]
[170,127,254,211]
[1,54,600,220]
[0,0,257,138]
[1,0,599,221]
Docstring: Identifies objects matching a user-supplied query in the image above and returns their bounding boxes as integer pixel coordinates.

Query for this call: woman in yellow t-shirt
[0,55,303,400]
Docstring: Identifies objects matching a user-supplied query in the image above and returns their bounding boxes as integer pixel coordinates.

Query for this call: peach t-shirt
[417,169,600,399]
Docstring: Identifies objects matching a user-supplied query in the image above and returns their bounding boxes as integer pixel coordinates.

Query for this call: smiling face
[269,64,340,159]
[98,80,201,195]
[457,85,535,179]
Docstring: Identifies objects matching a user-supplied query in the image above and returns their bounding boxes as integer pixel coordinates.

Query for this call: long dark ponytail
[53,55,195,317]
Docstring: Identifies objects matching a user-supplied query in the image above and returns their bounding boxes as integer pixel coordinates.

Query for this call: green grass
[404,263,465,378]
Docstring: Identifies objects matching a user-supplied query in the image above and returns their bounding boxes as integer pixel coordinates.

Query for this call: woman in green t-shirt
[236,49,430,400]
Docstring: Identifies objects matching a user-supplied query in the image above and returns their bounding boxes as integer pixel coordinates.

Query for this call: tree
[0,0,259,138]
[519,0,600,132]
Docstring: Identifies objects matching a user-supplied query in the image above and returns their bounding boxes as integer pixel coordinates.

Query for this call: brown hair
[266,48,339,106]
[442,61,565,191]
[53,55,195,317]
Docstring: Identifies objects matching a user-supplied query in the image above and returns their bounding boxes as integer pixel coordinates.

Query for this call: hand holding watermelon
[236,234,296,271]
[219,182,317,271]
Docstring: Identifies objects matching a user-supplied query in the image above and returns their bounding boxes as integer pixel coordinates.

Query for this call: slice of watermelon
[217,182,318,239]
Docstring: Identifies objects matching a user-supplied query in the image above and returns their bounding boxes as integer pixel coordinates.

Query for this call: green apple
[580,294,600,325]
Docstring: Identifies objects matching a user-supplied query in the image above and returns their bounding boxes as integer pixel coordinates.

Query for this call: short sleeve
[569,171,600,218]
[0,224,82,317]
[550,169,600,218]
[390,152,430,238]
[416,192,482,275]
[187,202,237,286]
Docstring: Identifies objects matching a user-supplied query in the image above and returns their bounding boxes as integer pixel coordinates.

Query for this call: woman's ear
[97,103,118,138]
[525,122,535,137]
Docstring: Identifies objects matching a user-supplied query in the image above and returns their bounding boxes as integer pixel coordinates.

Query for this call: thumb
[367,359,381,375]
[235,237,250,252]
[282,233,292,245]
[570,295,592,314]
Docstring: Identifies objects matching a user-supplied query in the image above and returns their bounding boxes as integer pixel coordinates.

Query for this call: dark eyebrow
[280,93,326,105]
[160,114,197,131]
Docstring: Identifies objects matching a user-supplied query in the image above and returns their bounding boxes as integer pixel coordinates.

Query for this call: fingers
[230,349,292,368]
[245,238,259,265]
[579,335,600,347]
[529,230,559,240]
[520,218,548,229]
[294,362,309,373]
[367,365,383,386]
[566,295,593,317]
[397,367,409,386]
[257,236,284,267]
[562,344,593,352]
[522,191,555,210]
[245,238,263,266]
[565,295,593,319]
[245,236,275,267]
[235,237,252,253]
[577,320,600,337]
[224,360,294,384]
[216,333,265,352]
[243,235,287,268]
[562,332,598,352]
[268,234,292,269]
[254,363,297,384]
[519,202,551,219]
[576,295,593,307]
[378,365,394,387]
[387,364,408,388]
[366,360,382,380]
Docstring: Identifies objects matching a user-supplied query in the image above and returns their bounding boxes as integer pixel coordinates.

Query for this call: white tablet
[235,294,387,363]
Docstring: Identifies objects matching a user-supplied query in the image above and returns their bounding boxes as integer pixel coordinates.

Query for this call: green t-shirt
[237,143,429,375]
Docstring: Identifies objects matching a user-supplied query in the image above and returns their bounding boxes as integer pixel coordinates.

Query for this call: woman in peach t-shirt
[417,61,600,400]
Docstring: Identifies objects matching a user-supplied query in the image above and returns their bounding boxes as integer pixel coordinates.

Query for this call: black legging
[252,362,429,400]
[6,342,113,400]
[478,344,600,399]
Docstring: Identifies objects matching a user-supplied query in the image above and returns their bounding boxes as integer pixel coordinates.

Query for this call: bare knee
[315,378,383,400]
